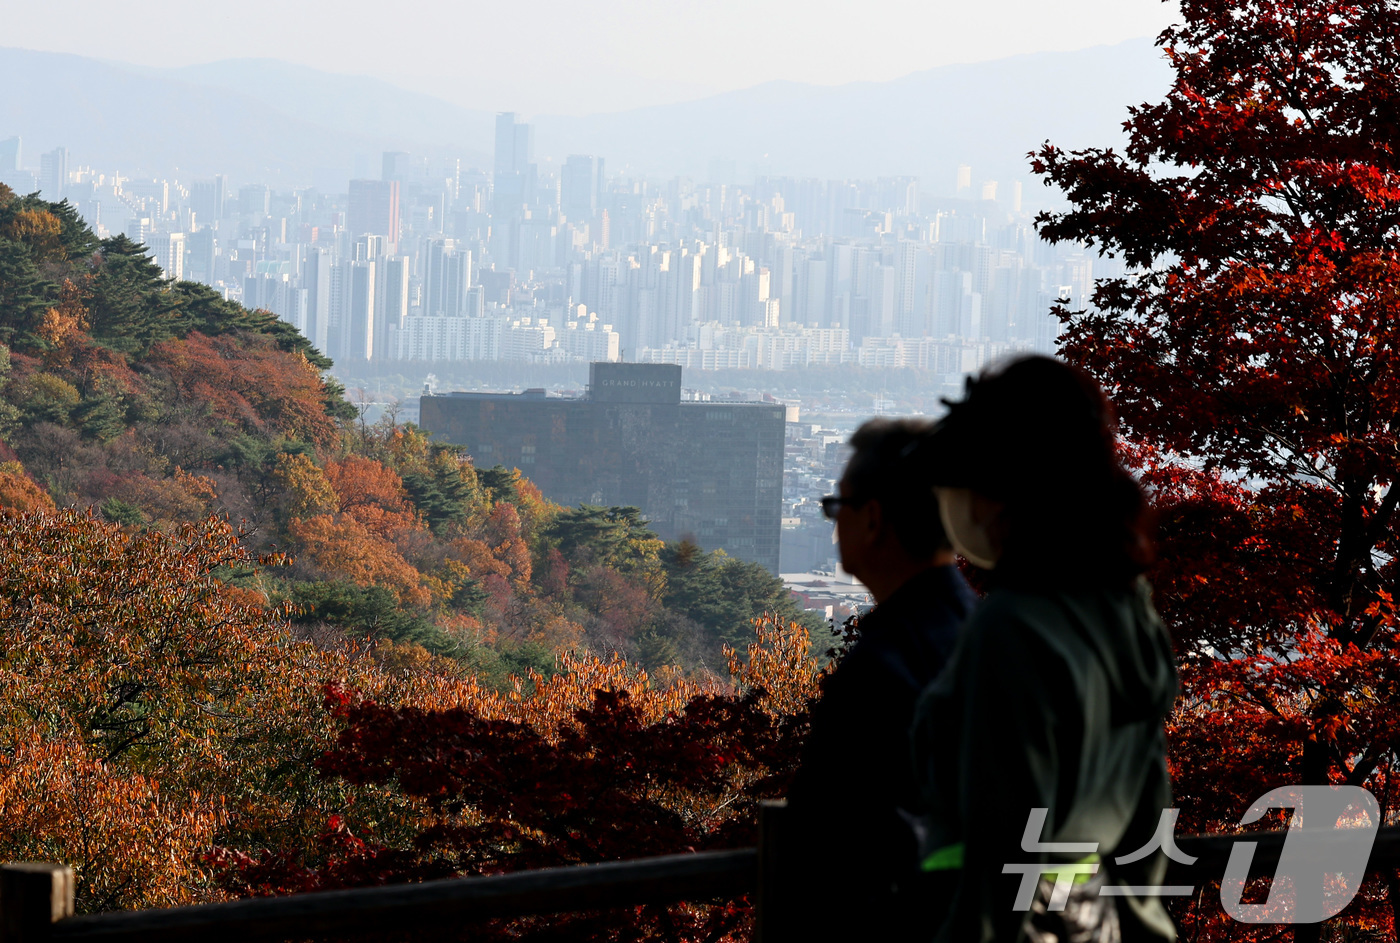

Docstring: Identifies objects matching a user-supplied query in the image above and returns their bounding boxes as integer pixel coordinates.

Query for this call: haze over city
[1,4,1393,938]
[0,0,1186,577]
[10,0,1180,114]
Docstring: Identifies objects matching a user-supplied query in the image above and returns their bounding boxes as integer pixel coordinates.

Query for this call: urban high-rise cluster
[0,117,1107,388]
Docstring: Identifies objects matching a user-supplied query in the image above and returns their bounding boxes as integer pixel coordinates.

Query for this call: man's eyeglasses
[820,494,869,520]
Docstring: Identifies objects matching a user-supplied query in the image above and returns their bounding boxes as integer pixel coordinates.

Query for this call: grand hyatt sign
[598,378,677,388]
[589,363,683,404]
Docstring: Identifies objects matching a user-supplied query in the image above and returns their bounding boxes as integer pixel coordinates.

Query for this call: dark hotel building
[419,363,785,572]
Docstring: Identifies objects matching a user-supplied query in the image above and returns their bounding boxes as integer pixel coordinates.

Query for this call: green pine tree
[99,497,146,526]
[73,388,127,442]
[42,198,99,261]
[0,238,55,348]
[402,454,476,536]
[86,235,184,356]
[661,539,824,650]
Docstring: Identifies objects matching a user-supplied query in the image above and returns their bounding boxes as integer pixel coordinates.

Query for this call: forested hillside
[0,182,819,684]
[0,184,830,937]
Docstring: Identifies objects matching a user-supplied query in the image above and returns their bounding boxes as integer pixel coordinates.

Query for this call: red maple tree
[1034,1,1400,937]
[211,619,825,942]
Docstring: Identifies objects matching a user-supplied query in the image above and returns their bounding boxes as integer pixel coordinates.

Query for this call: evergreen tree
[73,388,127,443]
[99,497,145,526]
[633,627,682,671]
[38,198,98,261]
[401,456,475,536]
[661,539,824,650]
[0,346,20,441]
[0,238,54,347]
[285,581,463,657]
[173,281,332,368]
[476,464,521,505]
[544,505,663,576]
[86,236,184,356]
[319,376,359,423]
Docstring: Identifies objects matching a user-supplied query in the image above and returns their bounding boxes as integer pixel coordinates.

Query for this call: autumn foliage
[0,185,831,935]
[1034,0,1400,937]
[22,9,1400,931]
[211,618,823,941]
[0,495,832,929]
[0,189,815,680]
[145,331,341,449]
[0,509,352,911]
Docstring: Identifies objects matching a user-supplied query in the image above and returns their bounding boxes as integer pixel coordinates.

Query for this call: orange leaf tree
[0,508,420,911]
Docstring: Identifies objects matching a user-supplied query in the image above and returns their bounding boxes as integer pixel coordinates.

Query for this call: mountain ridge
[530,38,1170,189]
[0,40,1171,190]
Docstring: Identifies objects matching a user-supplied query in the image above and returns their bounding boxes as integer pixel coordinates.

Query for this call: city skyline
[0,107,1100,396]
[6,0,1180,115]
[0,8,1158,426]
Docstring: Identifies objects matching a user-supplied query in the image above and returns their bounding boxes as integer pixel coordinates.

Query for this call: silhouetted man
[784,417,977,941]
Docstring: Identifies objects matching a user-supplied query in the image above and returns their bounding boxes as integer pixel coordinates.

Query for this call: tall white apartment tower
[377,255,410,361]
[40,147,68,199]
[346,260,377,361]
[0,137,20,174]
[493,113,533,176]
[303,248,332,357]
[147,232,185,281]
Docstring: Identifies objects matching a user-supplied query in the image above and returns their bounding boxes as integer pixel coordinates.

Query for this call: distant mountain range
[0,48,493,189]
[534,39,1172,192]
[0,40,1172,193]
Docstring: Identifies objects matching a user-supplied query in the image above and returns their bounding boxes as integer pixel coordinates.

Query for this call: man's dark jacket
[784,564,977,940]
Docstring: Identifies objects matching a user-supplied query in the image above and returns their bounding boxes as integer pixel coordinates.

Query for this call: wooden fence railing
[2,804,1397,943]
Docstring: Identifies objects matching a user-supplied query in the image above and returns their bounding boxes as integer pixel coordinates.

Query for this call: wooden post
[0,865,74,943]
[755,799,793,943]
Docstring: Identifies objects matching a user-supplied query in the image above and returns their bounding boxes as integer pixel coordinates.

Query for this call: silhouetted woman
[911,355,1179,943]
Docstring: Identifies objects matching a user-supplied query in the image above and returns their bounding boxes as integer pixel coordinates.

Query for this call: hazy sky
[8,0,1180,115]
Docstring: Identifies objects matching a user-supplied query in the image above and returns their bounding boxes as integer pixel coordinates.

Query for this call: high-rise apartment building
[347,179,401,250]
[420,363,785,572]
[492,113,535,229]
[243,272,306,330]
[397,313,500,361]
[0,137,20,173]
[187,228,216,285]
[353,233,386,263]
[39,147,67,199]
[146,232,185,281]
[191,176,226,224]
[493,113,533,176]
[423,239,474,317]
[125,217,151,245]
[302,248,333,357]
[561,155,602,222]
[345,259,377,361]
[377,255,410,356]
